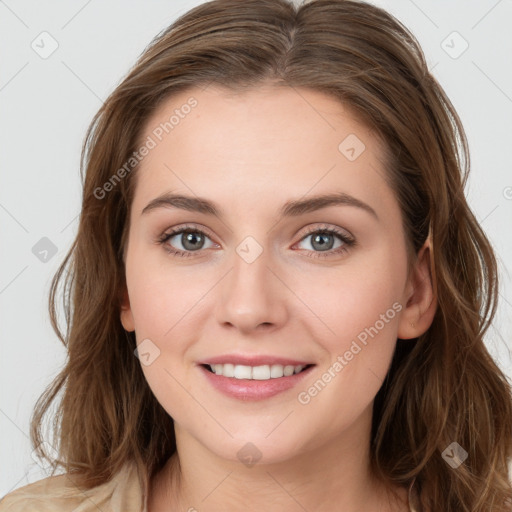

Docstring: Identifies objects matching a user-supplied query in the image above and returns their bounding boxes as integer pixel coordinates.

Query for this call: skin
[120,83,436,511]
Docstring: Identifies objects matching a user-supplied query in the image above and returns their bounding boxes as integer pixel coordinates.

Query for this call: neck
[149,405,408,512]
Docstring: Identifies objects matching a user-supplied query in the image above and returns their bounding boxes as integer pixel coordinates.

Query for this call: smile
[199,363,315,400]
[205,363,311,380]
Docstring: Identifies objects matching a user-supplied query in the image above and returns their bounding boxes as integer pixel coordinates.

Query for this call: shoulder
[0,461,145,512]
[0,473,78,512]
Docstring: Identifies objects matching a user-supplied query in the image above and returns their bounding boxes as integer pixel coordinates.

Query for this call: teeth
[209,363,306,379]
[252,365,270,380]
[220,363,234,377]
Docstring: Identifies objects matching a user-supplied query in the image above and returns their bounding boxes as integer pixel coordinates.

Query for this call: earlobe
[397,240,437,340]
[119,287,135,332]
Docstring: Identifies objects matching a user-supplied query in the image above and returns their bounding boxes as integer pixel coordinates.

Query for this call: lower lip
[198,364,315,400]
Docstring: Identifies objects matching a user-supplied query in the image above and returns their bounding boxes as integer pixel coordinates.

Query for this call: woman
[1,0,511,510]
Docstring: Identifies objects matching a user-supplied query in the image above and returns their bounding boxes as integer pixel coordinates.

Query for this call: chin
[198,428,310,467]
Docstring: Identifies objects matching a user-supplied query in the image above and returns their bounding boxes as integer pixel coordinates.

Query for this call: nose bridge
[217,234,286,330]
[229,234,274,303]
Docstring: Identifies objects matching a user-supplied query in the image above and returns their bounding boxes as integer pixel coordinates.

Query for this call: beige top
[1,460,511,511]
[0,461,148,512]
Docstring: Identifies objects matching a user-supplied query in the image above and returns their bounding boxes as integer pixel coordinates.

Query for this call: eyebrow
[141,191,378,220]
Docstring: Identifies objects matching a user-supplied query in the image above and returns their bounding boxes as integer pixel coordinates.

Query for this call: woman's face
[120,83,423,465]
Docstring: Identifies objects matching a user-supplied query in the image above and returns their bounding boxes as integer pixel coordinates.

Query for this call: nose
[216,242,288,334]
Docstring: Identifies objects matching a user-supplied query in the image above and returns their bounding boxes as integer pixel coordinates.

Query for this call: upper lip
[198,355,314,367]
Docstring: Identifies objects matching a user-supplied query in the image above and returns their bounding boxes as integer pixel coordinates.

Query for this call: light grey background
[1,0,511,497]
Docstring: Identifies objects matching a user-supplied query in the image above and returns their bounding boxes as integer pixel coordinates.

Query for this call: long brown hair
[30,0,512,509]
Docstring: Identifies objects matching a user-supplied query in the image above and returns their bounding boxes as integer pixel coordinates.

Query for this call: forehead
[131,84,393,219]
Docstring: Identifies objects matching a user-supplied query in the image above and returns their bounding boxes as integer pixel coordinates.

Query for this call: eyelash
[157,223,356,259]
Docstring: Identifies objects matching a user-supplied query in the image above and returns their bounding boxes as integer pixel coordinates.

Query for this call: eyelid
[157,223,217,242]
[297,223,354,242]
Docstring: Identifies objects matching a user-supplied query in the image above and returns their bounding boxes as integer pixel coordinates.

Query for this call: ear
[397,239,437,339]
[119,286,135,332]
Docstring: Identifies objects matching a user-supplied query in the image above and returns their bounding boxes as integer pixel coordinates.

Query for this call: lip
[197,354,314,366]
[198,363,315,401]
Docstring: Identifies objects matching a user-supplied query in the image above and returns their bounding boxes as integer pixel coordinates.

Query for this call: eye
[157,223,356,259]
[157,224,217,258]
[294,224,356,259]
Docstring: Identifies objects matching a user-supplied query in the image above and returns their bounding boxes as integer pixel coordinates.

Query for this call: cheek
[125,251,205,337]
[293,261,405,427]
[126,260,203,419]
[125,254,214,410]
[328,248,406,392]
[293,244,406,351]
